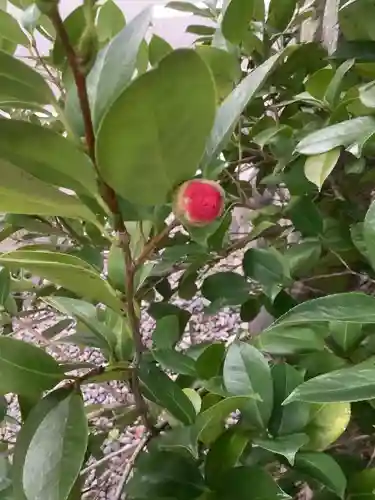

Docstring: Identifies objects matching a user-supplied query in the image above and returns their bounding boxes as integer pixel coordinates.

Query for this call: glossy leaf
[285,365,375,404]
[304,148,340,191]
[201,47,293,168]
[0,160,96,222]
[214,465,291,500]
[363,199,375,272]
[222,0,264,44]
[296,116,375,155]
[152,315,182,350]
[166,1,213,17]
[152,348,197,376]
[44,297,117,355]
[0,48,54,106]
[269,363,310,436]
[267,0,297,32]
[254,433,309,465]
[97,49,215,205]
[66,8,151,135]
[255,325,326,355]
[324,59,354,107]
[195,343,225,380]
[0,119,97,195]
[329,321,363,352]
[139,361,196,425]
[0,336,64,395]
[243,247,289,300]
[96,0,125,43]
[205,428,249,487]
[0,9,28,46]
[201,271,251,306]
[13,388,88,500]
[126,450,205,500]
[149,34,173,66]
[295,452,346,498]
[194,395,255,444]
[0,267,10,307]
[269,293,375,330]
[287,196,324,236]
[0,250,122,313]
[196,46,241,100]
[223,342,273,429]
[284,240,322,277]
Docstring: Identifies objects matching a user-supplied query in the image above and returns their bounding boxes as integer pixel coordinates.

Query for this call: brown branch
[49,7,96,164]
[49,4,152,434]
[134,219,179,270]
[114,435,149,500]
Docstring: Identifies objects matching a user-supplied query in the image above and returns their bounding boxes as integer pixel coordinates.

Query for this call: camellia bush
[4,0,375,498]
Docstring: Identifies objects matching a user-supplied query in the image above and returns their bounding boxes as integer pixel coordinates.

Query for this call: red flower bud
[173,179,225,226]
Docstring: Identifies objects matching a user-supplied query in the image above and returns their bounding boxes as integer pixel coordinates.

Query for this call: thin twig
[30,35,64,93]
[134,219,179,270]
[48,6,96,165]
[81,442,139,476]
[114,435,149,500]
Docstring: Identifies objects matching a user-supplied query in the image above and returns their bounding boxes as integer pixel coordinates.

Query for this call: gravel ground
[0,249,253,499]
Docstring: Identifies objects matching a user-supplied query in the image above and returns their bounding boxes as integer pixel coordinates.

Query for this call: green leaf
[324,59,354,107]
[214,466,291,500]
[149,34,173,66]
[205,428,249,487]
[196,46,241,101]
[0,48,53,106]
[65,8,151,135]
[44,297,117,356]
[294,452,346,498]
[243,247,289,300]
[166,1,213,17]
[304,148,340,191]
[0,336,64,395]
[269,363,310,436]
[339,0,375,41]
[0,119,97,195]
[329,321,363,352]
[0,160,96,222]
[363,199,375,272]
[139,361,196,425]
[284,240,322,277]
[0,250,123,313]
[148,302,191,337]
[13,388,88,500]
[287,196,324,237]
[269,293,375,330]
[195,343,225,380]
[154,426,199,459]
[254,434,309,466]
[201,272,251,306]
[359,81,375,108]
[152,315,182,350]
[267,0,297,32]
[152,349,197,376]
[222,0,264,44]
[0,396,7,422]
[296,116,375,155]
[127,450,205,500]
[96,0,125,43]
[0,9,28,45]
[223,342,273,429]
[0,267,10,307]
[194,395,255,445]
[201,47,294,168]
[255,325,326,355]
[284,365,375,404]
[96,48,216,206]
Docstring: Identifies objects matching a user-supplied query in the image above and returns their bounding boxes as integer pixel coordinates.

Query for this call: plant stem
[48,4,152,433]
[134,219,179,270]
[114,435,149,500]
